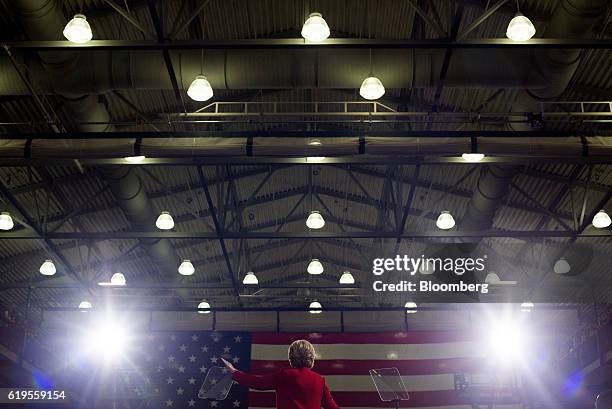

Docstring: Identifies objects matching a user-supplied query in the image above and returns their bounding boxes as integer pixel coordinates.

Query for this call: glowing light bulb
[243,271,258,285]
[307,259,324,275]
[461,153,485,162]
[301,13,330,42]
[156,211,175,230]
[124,156,146,163]
[187,75,214,102]
[593,210,611,229]
[405,301,417,314]
[110,272,126,286]
[197,301,211,314]
[79,300,93,311]
[39,259,56,276]
[506,12,536,42]
[309,301,323,314]
[520,301,534,312]
[306,211,325,229]
[436,211,455,230]
[0,212,14,230]
[178,259,195,276]
[359,76,385,100]
[339,271,355,284]
[63,14,93,44]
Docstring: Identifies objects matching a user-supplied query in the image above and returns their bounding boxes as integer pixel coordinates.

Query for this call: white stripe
[325,374,454,392]
[252,342,483,361]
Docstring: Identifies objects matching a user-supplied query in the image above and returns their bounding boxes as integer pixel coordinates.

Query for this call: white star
[178,366,186,373]
[210,356,218,364]
[221,367,228,374]
[165,399,174,407]
[144,377,151,384]
[189,355,197,362]
[234,336,242,343]
[223,346,231,353]
[157,365,163,372]
[188,400,196,407]
[210,378,218,384]
[200,366,207,373]
[210,401,218,407]
[188,377,196,385]
[179,344,187,352]
[192,334,199,341]
[176,387,184,395]
[212,336,220,343]
[232,356,240,364]
[170,335,177,341]
[166,377,174,385]
[168,355,175,362]
[233,400,241,407]
[201,346,209,353]
[158,345,166,351]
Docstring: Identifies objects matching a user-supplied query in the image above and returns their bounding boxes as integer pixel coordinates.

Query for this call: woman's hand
[221,357,237,374]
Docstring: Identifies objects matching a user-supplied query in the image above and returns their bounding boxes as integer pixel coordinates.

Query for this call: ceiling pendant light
[520,301,534,312]
[404,301,418,314]
[178,259,195,276]
[359,76,385,100]
[39,259,56,276]
[339,271,355,284]
[553,258,570,275]
[461,153,485,162]
[301,12,330,42]
[63,14,93,44]
[243,271,259,285]
[197,300,211,314]
[0,212,14,230]
[156,211,175,230]
[593,210,612,229]
[309,300,323,314]
[307,258,324,275]
[506,1,535,42]
[436,211,455,230]
[78,300,93,311]
[306,211,325,229]
[110,272,126,286]
[187,75,214,102]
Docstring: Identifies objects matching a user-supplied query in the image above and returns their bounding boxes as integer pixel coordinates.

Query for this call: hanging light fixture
[110,272,127,286]
[188,49,214,102]
[306,211,325,229]
[307,258,324,275]
[78,300,93,311]
[197,300,211,314]
[39,259,56,276]
[436,211,455,230]
[0,212,14,230]
[405,301,418,314]
[63,14,93,43]
[124,156,146,163]
[301,12,330,42]
[520,301,534,312]
[506,1,535,42]
[187,75,214,102]
[360,49,385,100]
[553,258,571,275]
[339,271,355,284]
[178,259,195,276]
[309,300,323,314]
[156,211,175,230]
[593,210,612,229]
[243,271,259,285]
[461,153,485,162]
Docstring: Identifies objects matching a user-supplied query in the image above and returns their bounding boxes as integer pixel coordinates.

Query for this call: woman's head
[288,339,316,368]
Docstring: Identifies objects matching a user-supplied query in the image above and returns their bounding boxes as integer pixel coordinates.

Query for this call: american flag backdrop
[131,331,523,409]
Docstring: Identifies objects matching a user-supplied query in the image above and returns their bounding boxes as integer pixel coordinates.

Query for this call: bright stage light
[86,319,130,363]
[484,318,527,365]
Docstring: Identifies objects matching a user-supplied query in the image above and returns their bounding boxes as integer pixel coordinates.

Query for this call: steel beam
[4,39,612,50]
[1,229,610,240]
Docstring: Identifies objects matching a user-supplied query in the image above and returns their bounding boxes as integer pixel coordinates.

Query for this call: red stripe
[251,358,481,376]
[251,331,474,345]
[249,390,475,407]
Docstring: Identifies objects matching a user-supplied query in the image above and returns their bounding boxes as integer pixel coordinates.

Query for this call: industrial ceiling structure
[0,0,611,333]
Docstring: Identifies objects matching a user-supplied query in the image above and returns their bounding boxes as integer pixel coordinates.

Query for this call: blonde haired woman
[221,339,340,409]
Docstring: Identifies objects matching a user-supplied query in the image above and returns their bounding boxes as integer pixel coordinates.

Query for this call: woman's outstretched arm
[221,357,279,390]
